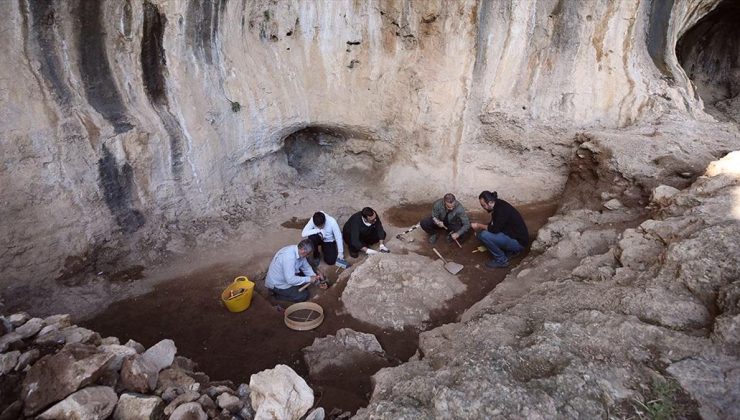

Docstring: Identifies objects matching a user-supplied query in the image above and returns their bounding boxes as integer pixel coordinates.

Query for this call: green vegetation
[632,378,680,420]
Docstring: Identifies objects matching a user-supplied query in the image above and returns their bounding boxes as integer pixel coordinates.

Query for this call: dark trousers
[345,228,383,256]
[307,234,338,265]
[420,217,470,241]
[270,285,309,303]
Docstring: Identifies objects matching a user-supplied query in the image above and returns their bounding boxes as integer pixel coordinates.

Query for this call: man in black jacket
[342,207,389,258]
[471,191,529,269]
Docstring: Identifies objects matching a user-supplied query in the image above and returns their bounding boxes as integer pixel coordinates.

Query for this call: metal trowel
[432,248,464,275]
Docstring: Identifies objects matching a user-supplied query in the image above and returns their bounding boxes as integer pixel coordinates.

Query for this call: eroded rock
[169,402,207,420]
[249,364,313,420]
[303,328,386,376]
[113,393,164,420]
[37,386,117,420]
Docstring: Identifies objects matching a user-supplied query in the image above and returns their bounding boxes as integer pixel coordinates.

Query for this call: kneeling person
[420,193,471,245]
[342,207,389,258]
[472,191,529,269]
[302,211,345,266]
[265,239,323,302]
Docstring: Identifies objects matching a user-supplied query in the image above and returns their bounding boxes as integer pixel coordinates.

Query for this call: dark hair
[361,207,376,218]
[443,193,456,204]
[478,190,498,202]
[312,212,326,226]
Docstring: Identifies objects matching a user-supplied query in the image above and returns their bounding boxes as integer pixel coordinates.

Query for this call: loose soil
[82,200,557,415]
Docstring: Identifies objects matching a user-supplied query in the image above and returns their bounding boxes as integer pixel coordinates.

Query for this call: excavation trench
[82,200,557,414]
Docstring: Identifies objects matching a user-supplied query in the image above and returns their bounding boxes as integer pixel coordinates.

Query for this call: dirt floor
[82,201,557,414]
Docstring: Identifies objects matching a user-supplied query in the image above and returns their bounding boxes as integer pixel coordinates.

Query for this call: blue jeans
[476,231,524,264]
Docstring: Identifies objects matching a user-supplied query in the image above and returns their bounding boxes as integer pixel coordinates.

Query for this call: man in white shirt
[302,211,345,266]
[265,239,323,302]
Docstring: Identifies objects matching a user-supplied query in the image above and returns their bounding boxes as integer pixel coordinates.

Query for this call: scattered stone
[15,317,43,339]
[35,326,101,346]
[303,328,386,375]
[99,344,138,371]
[217,392,243,413]
[125,339,146,354]
[142,339,176,372]
[161,386,184,403]
[21,345,114,415]
[249,364,313,420]
[206,385,234,399]
[239,405,255,420]
[37,386,117,420]
[156,366,197,393]
[237,383,250,398]
[113,393,164,420]
[197,394,216,410]
[43,314,72,328]
[0,350,21,375]
[120,354,159,393]
[15,348,40,371]
[101,336,121,345]
[169,402,207,420]
[603,198,623,210]
[8,312,30,327]
[38,324,60,337]
[342,253,466,330]
[0,332,23,352]
[164,391,200,416]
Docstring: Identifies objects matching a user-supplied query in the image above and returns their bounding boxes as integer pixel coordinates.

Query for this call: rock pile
[0,314,320,420]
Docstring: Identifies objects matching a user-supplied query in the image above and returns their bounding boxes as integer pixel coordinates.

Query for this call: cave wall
[0,0,726,288]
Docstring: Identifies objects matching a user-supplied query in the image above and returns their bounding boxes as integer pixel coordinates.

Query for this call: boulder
[0,350,21,374]
[303,329,386,376]
[35,326,101,346]
[120,354,159,393]
[668,358,740,420]
[37,386,117,420]
[99,344,138,371]
[169,402,207,420]
[8,312,30,327]
[603,198,623,210]
[249,364,313,420]
[142,339,176,372]
[216,392,243,413]
[650,185,680,206]
[112,393,164,420]
[341,253,466,330]
[21,345,114,415]
[15,348,40,371]
[15,317,43,339]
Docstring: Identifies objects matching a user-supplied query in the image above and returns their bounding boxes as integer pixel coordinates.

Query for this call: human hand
[451,232,459,240]
[379,244,389,253]
[365,249,379,255]
[433,217,445,228]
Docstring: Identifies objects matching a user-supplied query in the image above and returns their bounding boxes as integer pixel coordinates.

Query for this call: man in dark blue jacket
[471,191,529,269]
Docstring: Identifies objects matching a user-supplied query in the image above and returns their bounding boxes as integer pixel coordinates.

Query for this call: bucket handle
[234,276,250,283]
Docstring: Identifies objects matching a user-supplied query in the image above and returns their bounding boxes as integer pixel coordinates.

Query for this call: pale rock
[0,350,21,375]
[37,386,117,420]
[668,358,740,420]
[99,344,138,371]
[249,364,313,420]
[156,366,197,393]
[142,339,176,372]
[35,326,101,346]
[169,402,207,420]
[15,317,43,338]
[713,314,740,347]
[101,336,121,345]
[303,328,387,376]
[237,383,250,398]
[8,312,30,327]
[197,394,216,410]
[305,407,325,420]
[38,324,60,337]
[603,198,623,210]
[217,392,243,413]
[342,253,466,330]
[43,314,72,328]
[0,332,23,352]
[113,393,164,420]
[125,339,146,354]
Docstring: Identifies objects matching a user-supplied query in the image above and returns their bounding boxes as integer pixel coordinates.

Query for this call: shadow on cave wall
[677,0,740,124]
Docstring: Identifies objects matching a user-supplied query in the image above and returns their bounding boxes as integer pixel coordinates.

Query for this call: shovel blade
[445,261,464,275]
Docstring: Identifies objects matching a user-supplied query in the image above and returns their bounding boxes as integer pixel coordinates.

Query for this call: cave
[1,1,739,419]
[677,0,740,123]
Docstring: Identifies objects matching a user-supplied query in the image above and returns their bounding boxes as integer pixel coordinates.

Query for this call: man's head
[361,207,377,224]
[478,190,498,212]
[312,212,326,228]
[297,238,314,258]
[443,193,457,211]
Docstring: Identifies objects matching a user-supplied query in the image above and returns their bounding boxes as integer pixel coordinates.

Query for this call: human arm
[488,205,511,234]
[330,218,344,258]
[301,219,322,238]
[280,253,314,286]
[454,208,471,237]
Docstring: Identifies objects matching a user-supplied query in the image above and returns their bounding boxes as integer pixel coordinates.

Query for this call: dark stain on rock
[122,0,133,38]
[646,0,674,76]
[23,0,72,106]
[142,1,168,106]
[98,145,145,233]
[142,1,185,179]
[186,0,226,65]
[75,0,133,133]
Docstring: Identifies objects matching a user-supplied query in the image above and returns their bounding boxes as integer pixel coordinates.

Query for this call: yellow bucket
[221,276,254,313]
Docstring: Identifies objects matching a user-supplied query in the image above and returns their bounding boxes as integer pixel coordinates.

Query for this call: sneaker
[485,259,510,269]
[428,234,438,245]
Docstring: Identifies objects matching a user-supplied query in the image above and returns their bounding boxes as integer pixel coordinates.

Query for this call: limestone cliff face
[0,1,734,288]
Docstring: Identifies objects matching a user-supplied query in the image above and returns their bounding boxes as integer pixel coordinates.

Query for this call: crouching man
[342,207,389,258]
[420,193,471,244]
[471,191,529,269]
[265,239,323,302]
[302,211,345,266]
